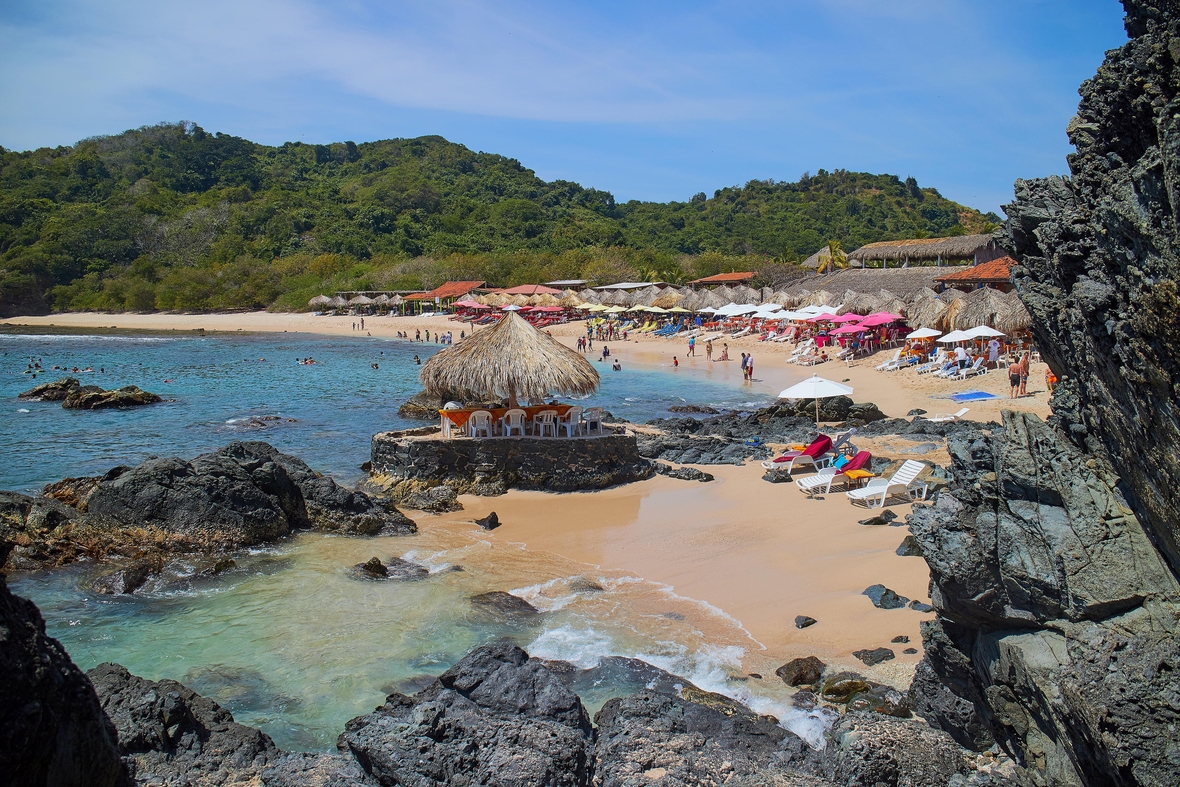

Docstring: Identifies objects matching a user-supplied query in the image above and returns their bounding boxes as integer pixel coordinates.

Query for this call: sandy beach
[2,309,1052,685]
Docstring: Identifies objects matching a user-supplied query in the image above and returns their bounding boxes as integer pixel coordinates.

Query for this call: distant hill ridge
[0,121,999,314]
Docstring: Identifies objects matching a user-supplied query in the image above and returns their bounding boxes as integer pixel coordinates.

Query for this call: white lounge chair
[557,406,583,437]
[467,410,494,438]
[875,350,901,371]
[846,460,929,508]
[956,357,987,379]
[924,407,969,423]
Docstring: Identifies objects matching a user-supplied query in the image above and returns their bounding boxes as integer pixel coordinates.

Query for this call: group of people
[400,329,455,344]
[590,322,626,342]
[22,356,103,379]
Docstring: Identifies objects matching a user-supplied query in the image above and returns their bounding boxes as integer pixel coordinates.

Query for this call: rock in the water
[858,509,897,526]
[653,463,714,481]
[896,535,924,557]
[853,647,895,666]
[400,484,462,513]
[353,556,428,581]
[820,672,872,703]
[469,591,539,617]
[0,568,123,787]
[475,511,500,530]
[340,641,594,787]
[568,576,604,593]
[62,385,162,410]
[846,685,911,718]
[863,584,909,609]
[667,404,720,414]
[357,557,388,577]
[19,376,81,401]
[795,614,817,628]
[775,656,825,686]
[89,559,157,595]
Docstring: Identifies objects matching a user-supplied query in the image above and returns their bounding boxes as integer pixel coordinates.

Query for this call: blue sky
[1,0,1127,213]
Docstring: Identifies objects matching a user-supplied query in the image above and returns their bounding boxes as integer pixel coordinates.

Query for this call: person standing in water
[705,339,713,361]
[687,336,695,357]
[746,354,754,381]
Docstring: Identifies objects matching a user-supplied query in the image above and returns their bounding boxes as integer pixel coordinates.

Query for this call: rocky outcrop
[0,554,123,787]
[370,431,655,498]
[2,441,415,574]
[637,433,770,465]
[19,376,81,401]
[1002,0,1180,579]
[62,385,162,410]
[907,411,1180,785]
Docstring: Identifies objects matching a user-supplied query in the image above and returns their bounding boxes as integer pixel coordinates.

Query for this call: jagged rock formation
[1,441,415,575]
[909,412,1180,785]
[62,385,162,410]
[0,545,123,787]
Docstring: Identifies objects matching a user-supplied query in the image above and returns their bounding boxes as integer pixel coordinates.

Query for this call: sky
[0,0,1128,214]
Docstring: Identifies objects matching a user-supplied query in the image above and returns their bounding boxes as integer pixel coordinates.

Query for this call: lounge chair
[924,407,970,423]
[875,350,902,371]
[796,450,873,496]
[956,357,987,379]
[827,427,858,459]
[582,406,605,436]
[846,460,929,508]
[558,406,583,437]
[501,408,527,437]
[467,410,494,438]
[760,435,834,473]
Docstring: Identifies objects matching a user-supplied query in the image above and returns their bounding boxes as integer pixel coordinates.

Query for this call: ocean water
[2,329,834,750]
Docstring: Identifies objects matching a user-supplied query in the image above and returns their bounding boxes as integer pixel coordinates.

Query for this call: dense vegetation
[0,122,1000,314]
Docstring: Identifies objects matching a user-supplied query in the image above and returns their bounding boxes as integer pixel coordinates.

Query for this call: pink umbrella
[859,312,903,327]
[829,313,864,323]
[829,323,868,335]
[807,313,839,323]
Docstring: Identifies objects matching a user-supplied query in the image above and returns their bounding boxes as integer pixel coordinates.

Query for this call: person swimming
[612,359,621,371]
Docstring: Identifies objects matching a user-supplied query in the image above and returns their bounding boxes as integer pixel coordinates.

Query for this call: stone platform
[370,427,655,498]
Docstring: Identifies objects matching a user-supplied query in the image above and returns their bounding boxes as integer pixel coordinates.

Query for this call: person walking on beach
[687,336,696,357]
[987,338,1000,368]
[360,317,365,331]
[1009,361,1021,398]
[705,339,713,361]
[1018,352,1030,396]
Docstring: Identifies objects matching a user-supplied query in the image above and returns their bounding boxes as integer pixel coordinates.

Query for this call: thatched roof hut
[699,289,728,309]
[308,295,331,308]
[577,289,601,305]
[806,267,965,301]
[879,297,909,317]
[731,285,760,304]
[995,295,1033,334]
[848,235,998,265]
[939,288,965,302]
[328,296,348,308]
[349,295,373,306]
[906,293,947,329]
[953,287,1018,331]
[631,285,662,307]
[373,294,391,305]
[804,289,836,308]
[388,294,403,307]
[652,290,684,310]
[837,291,878,315]
[420,312,600,405]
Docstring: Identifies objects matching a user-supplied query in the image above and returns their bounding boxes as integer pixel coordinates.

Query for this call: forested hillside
[0,122,999,314]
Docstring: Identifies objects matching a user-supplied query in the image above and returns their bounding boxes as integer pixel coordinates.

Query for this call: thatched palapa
[995,295,1033,334]
[420,312,599,407]
[847,235,997,263]
[328,296,348,308]
[953,287,1018,331]
[308,295,331,308]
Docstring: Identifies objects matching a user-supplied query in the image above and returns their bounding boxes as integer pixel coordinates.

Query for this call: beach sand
[2,309,1052,685]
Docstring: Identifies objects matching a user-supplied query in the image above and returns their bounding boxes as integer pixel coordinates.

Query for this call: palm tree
[816,240,849,275]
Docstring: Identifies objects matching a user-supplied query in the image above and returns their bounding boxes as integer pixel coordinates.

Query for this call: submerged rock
[89,559,158,595]
[469,591,539,617]
[62,385,162,410]
[863,584,909,610]
[400,484,462,513]
[568,576,604,593]
[776,656,825,686]
[475,511,500,530]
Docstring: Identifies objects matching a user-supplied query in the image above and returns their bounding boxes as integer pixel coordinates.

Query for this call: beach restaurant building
[402,280,487,312]
[934,257,1015,294]
[687,271,757,288]
[847,234,1003,268]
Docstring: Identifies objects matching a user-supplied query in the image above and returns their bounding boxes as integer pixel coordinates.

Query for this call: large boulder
[18,376,81,401]
[339,641,595,786]
[0,562,123,787]
[62,385,162,410]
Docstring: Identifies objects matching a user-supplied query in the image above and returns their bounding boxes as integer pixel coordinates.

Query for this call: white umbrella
[937,330,972,343]
[964,325,1005,338]
[502,304,523,311]
[779,374,855,426]
[732,304,760,315]
[907,327,942,340]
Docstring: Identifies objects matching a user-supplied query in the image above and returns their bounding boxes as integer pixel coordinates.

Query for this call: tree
[816,240,849,274]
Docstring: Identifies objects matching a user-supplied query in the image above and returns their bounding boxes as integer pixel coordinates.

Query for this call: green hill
[0,122,999,314]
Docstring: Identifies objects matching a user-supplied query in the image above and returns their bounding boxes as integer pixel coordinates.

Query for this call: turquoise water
[1,329,773,493]
[3,329,836,751]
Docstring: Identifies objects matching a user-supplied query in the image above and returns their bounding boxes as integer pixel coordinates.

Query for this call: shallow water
[2,329,839,751]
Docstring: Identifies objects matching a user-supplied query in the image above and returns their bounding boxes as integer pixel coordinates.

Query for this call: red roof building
[688,271,756,287]
[935,258,1013,292]
[403,280,486,303]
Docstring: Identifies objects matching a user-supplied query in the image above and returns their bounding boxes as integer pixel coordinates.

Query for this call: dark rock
[384,556,429,581]
[863,584,909,609]
[475,511,500,530]
[372,431,655,495]
[891,635,910,643]
[820,712,970,787]
[357,557,387,577]
[400,484,462,513]
[820,672,872,703]
[88,662,278,784]
[638,432,769,465]
[262,752,379,786]
[62,385,162,410]
[846,684,912,718]
[853,647,895,666]
[339,641,593,787]
[19,376,82,401]
[791,689,818,710]
[896,535,924,557]
[568,576,604,593]
[795,614,817,628]
[469,591,539,617]
[903,648,918,654]
[909,600,933,613]
[761,467,796,483]
[776,656,825,686]
[908,408,927,416]
[0,573,123,787]
[197,557,236,577]
[858,509,897,526]
[667,404,719,414]
[653,462,714,481]
[43,474,107,510]
[89,559,158,595]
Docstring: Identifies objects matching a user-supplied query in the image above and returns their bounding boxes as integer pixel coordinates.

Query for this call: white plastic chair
[467,410,494,438]
[532,409,558,438]
[846,460,928,508]
[583,407,605,436]
[501,409,527,437]
[875,350,902,371]
[925,407,970,423]
[558,406,583,437]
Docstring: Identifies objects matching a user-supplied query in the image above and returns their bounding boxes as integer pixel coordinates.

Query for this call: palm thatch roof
[906,293,947,329]
[995,295,1033,334]
[804,289,836,308]
[953,287,1018,331]
[420,312,600,402]
[577,289,601,305]
[308,295,331,307]
[731,285,760,303]
[879,297,909,317]
[558,294,583,308]
[373,294,391,305]
[388,294,404,306]
[678,290,703,311]
[939,288,965,302]
[847,235,997,263]
[699,289,729,309]
[713,285,738,303]
[806,267,967,300]
[328,296,348,308]
[631,285,663,307]
[652,290,684,309]
[836,290,879,315]
[349,295,373,305]
[940,296,966,330]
